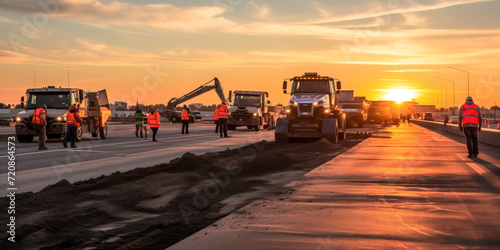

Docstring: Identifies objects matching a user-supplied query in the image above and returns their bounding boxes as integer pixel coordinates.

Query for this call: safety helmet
[41,104,47,109]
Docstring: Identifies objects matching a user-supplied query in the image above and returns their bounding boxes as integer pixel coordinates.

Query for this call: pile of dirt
[0,135,368,249]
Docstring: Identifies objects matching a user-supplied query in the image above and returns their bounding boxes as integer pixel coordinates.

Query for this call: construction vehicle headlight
[324,109,330,114]
[56,116,63,122]
[253,113,258,117]
[16,117,21,122]
[289,101,297,106]
[285,109,291,113]
[314,101,323,106]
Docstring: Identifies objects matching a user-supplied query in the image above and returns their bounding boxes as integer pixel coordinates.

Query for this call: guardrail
[412,120,500,148]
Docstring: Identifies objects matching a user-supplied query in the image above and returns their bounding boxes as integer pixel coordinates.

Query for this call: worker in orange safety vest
[148,107,161,141]
[32,104,48,150]
[214,105,220,134]
[459,96,482,158]
[218,101,229,138]
[62,105,82,148]
[181,105,190,134]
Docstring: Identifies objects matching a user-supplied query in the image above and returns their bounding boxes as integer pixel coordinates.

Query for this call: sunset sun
[382,89,416,104]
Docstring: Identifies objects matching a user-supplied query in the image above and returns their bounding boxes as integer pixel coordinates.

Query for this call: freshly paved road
[170,123,500,249]
[0,122,278,196]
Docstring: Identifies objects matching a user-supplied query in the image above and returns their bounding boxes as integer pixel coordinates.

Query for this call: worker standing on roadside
[402,113,406,123]
[181,105,190,134]
[148,107,160,141]
[218,101,229,138]
[407,114,411,126]
[443,114,449,134]
[459,96,482,158]
[135,108,144,137]
[214,105,220,134]
[32,104,48,150]
[62,105,82,149]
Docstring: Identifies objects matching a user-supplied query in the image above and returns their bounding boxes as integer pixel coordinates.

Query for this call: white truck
[15,86,111,142]
[227,91,278,131]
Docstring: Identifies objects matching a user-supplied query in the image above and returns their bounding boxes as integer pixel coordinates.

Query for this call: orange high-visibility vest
[181,108,189,121]
[461,103,479,126]
[218,104,228,119]
[148,111,160,128]
[214,108,219,121]
[32,108,46,125]
[66,111,81,127]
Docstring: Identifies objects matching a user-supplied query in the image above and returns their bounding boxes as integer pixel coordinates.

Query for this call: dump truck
[275,72,346,143]
[163,78,226,123]
[337,90,369,128]
[227,91,277,131]
[368,100,398,124]
[15,86,111,142]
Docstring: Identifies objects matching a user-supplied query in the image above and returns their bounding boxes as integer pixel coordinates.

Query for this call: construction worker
[443,114,449,134]
[32,104,48,150]
[62,105,82,148]
[218,101,229,138]
[181,105,190,134]
[135,108,143,137]
[459,96,482,158]
[214,105,220,134]
[148,107,160,141]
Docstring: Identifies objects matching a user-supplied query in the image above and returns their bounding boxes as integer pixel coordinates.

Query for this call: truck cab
[227,91,275,131]
[276,72,346,143]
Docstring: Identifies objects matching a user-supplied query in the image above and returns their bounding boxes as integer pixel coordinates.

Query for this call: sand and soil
[1,134,369,249]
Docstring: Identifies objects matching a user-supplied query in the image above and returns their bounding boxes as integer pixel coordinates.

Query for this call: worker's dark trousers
[151,127,158,140]
[464,127,479,156]
[182,120,189,134]
[215,120,219,133]
[219,118,228,137]
[34,124,46,149]
[63,126,78,147]
[135,124,143,137]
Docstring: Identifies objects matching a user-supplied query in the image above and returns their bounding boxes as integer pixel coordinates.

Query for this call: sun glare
[382,89,415,104]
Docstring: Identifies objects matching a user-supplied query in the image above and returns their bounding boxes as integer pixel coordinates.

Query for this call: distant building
[111,101,128,111]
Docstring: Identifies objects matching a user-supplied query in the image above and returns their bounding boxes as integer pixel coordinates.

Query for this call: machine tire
[247,126,253,130]
[338,119,346,140]
[275,118,288,143]
[99,122,108,139]
[76,126,83,142]
[171,116,178,123]
[322,118,338,144]
[17,135,34,143]
[254,118,261,131]
[228,125,236,130]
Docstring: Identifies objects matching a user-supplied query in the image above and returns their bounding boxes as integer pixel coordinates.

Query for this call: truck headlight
[285,109,291,113]
[56,116,63,122]
[253,113,258,116]
[16,117,21,122]
[324,109,330,114]
[289,101,297,106]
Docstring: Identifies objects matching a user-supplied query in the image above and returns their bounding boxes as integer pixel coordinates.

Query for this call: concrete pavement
[169,123,500,249]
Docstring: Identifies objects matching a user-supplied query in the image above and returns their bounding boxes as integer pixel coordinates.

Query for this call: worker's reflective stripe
[214,109,219,121]
[181,109,189,120]
[148,112,160,128]
[66,111,80,127]
[218,105,228,118]
[32,108,46,125]
[461,104,479,125]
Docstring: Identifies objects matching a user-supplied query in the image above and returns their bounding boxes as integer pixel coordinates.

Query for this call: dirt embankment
[1,134,369,249]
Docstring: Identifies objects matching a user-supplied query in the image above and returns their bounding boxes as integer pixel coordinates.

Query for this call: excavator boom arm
[167,78,226,109]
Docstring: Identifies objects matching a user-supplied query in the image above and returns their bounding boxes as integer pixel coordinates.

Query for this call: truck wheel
[322,118,338,144]
[275,118,288,143]
[99,122,108,139]
[171,116,178,123]
[247,126,253,130]
[254,125,260,131]
[76,126,83,142]
[338,120,346,140]
[17,135,34,143]
[228,125,236,130]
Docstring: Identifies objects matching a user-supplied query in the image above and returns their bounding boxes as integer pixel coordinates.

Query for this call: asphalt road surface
[0,122,278,196]
[0,122,375,196]
[170,123,500,249]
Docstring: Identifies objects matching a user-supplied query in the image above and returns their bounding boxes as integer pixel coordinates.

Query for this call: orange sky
[1,0,499,108]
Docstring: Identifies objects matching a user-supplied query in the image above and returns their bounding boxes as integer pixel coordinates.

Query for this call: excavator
[162,78,227,123]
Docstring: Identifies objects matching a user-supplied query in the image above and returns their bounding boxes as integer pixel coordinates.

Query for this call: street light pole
[448,67,470,96]
[423,84,437,107]
[428,81,443,108]
[436,76,456,109]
